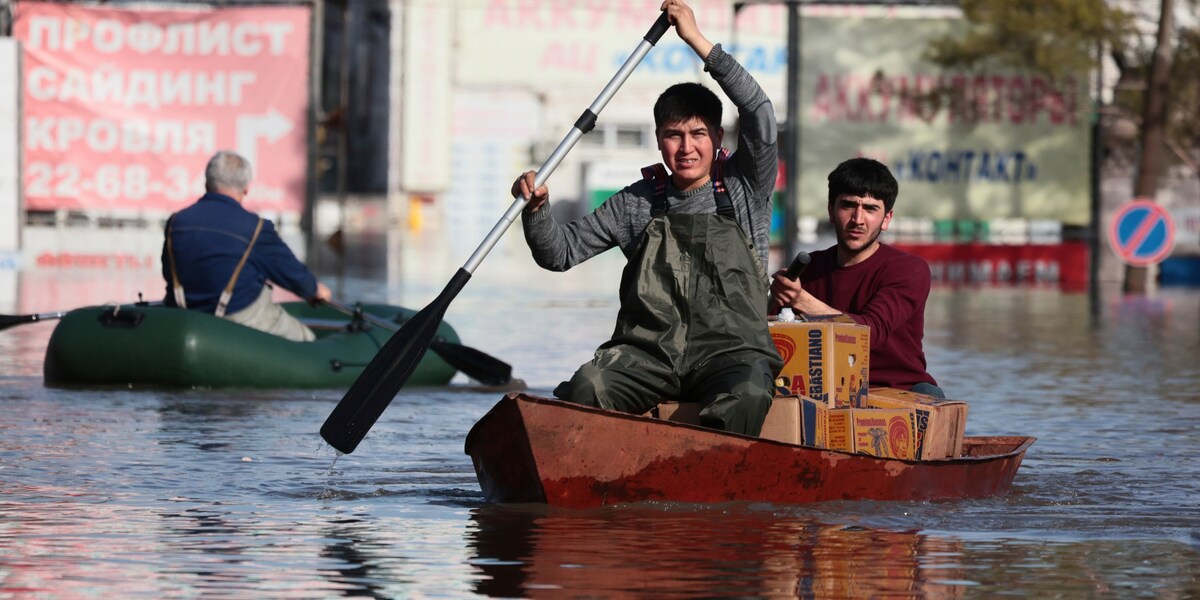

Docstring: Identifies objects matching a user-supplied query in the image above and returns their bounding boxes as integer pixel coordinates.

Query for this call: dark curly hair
[827,157,898,212]
[653,82,722,132]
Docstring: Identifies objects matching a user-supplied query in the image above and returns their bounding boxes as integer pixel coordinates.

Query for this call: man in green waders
[511,0,782,436]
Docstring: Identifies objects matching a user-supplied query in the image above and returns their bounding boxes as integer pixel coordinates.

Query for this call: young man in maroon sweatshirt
[769,157,943,398]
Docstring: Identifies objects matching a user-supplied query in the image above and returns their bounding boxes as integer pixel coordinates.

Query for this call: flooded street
[1,232,1198,598]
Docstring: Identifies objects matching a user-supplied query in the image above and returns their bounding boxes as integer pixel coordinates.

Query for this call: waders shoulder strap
[641,148,734,219]
[640,163,670,217]
[710,148,735,219]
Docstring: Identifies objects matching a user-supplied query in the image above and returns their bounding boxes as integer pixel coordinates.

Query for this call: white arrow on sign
[236,108,294,171]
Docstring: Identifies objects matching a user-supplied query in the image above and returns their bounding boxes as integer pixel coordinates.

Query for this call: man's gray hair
[205,151,253,192]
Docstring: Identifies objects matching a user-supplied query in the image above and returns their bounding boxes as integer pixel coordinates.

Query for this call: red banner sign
[14,2,310,213]
[892,242,1090,291]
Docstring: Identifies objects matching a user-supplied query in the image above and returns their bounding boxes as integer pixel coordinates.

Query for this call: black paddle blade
[321,298,512,387]
[430,340,512,386]
[320,269,472,454]
[0,315,35,332]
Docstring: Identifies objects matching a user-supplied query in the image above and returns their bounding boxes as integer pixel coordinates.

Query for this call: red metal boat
[465,393,1035,508]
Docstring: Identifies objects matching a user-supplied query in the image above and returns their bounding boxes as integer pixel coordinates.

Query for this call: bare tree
[1126,0,1175,293]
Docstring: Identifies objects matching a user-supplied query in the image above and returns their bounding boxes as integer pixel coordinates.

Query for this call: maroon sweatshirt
[801,243,937,389]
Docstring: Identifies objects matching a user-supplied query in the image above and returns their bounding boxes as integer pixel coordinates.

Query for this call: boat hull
[44,302,459,389]
[465,394,1035,508]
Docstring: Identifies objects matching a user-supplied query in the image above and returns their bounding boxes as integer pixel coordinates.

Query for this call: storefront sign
[14,2,311,213]
[894,242,1089,290]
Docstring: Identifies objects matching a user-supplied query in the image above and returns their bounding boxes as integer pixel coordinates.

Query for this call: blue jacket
[162,192,317,314]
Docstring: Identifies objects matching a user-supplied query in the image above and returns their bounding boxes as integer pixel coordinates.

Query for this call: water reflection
[318,515,391,599]
[466,503,967,598]
[157,503,252,591]
[155,397,265,452]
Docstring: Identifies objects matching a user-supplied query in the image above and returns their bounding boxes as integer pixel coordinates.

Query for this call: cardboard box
[799,397,854,452]
[801,398,918,459]
[769,315,870,408]
[866,387,969,459]
[654,395,801,445]
[850,407,917,460]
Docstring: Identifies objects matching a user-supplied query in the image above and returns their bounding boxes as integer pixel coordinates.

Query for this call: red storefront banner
[14,2,310,213]
[892,242,1090,291]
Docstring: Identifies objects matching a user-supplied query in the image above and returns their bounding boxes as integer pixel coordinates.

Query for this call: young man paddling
[769,158,943,397]
[511,0,783,435]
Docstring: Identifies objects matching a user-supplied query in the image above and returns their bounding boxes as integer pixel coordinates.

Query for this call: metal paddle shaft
[319,13,672,455]
[321,299,403,332]
[0,299,160,332]
[0,311,69,332]
[462,13,670,274]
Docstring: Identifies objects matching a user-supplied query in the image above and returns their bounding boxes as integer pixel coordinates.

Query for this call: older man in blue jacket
[162,151,331,341]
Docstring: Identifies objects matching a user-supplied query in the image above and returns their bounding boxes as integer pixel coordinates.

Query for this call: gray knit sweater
[521,44,778,274]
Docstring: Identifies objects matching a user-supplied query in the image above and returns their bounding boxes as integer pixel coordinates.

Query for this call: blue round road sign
[1108,199,1176,267]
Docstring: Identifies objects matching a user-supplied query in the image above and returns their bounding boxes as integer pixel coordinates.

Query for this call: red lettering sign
[14,2,310,213]
[892,242,1089,291]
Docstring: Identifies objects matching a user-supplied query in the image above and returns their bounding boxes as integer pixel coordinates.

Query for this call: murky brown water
[1,235,1198,598]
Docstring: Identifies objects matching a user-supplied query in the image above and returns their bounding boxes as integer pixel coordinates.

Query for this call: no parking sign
[1109,199,1176,266]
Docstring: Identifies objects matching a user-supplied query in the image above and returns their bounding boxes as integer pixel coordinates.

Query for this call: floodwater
[1,233,1198,598]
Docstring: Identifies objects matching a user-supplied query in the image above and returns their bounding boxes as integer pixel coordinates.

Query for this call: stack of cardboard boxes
[769,315,968,459]
[651,314,968,460]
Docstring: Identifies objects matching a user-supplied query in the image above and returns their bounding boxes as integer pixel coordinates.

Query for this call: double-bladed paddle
[319,12,673,454]
[321,300,512,387]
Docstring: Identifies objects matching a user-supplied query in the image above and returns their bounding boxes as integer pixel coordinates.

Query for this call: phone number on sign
[27,162,204,203]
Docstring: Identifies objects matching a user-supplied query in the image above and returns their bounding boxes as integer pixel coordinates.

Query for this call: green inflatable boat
[43,302,461,389]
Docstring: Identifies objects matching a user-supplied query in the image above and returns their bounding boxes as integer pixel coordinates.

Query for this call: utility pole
[305,0,325,271]
[783,2,802,264]
[0,0,11,36]
[735,0,803,265]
